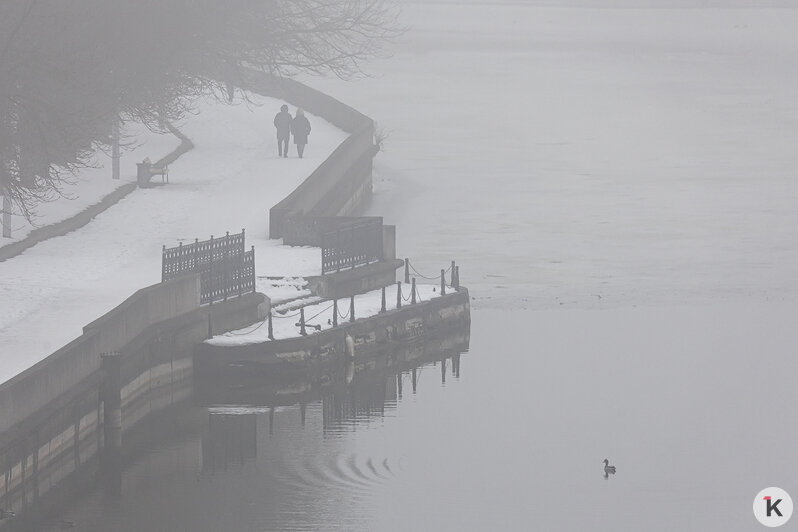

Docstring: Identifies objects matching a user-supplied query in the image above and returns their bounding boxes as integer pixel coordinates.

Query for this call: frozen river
[308,1,798,310]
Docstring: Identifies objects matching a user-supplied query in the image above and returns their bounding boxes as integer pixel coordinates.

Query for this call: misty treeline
[0,0,396,222]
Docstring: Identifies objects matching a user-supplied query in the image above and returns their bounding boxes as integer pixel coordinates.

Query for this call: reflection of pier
[193,325,468,472]
[196,325,469,435]
[195,325,469,409]
[0,349,196,529]
[0,323,468,528]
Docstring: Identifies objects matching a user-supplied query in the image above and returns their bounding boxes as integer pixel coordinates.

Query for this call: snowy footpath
[0,94,348,384]
[0,123,180,248]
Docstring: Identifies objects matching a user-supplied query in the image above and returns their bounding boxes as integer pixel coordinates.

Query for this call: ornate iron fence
[162,230,255,304]
[321,217,383,274]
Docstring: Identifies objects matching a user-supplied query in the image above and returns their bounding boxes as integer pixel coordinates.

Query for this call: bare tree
[0,0,399,231]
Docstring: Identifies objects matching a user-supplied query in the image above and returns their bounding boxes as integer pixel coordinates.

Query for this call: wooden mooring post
[411,278,417,304]
[396,281,402,309]
[380,286,386,313]
[350,295,355,323]
[268,311,274,340]
[440,269,446,296]
[404,258,410,284]
[333,299,339,327]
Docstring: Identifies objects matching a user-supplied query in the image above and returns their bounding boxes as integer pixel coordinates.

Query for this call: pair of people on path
[274,104,311,158]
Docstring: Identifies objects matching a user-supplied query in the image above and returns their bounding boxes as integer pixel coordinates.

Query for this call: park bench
[136,158,169,187]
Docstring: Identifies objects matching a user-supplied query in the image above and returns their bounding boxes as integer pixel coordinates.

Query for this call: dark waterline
[32,305,798,531]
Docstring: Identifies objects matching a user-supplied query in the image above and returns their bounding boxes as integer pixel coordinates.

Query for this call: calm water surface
[49,305,798,531]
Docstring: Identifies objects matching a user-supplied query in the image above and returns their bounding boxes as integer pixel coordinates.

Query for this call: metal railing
[162,229,255,305]
[321,217,383,274]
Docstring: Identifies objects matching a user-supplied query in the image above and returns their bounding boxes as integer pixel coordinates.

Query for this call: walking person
[291,108,311,158]
[273,104,292,158]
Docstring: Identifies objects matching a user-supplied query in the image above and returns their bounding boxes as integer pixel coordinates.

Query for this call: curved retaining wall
[236,71,379,239]
[0,77,397,522]
[0,77,381,440]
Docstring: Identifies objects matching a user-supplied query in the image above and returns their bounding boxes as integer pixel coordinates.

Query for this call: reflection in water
[3,325,468,532]
[8,307,798,531]
[10,307,798,531]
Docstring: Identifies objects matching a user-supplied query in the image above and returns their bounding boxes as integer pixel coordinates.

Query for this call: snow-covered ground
[0,94,347,385]
[305,2,798,310]
[208,282,448,345]
[0,123,180,247]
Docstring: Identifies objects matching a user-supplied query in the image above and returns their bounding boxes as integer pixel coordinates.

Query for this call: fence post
[451,260,456,286]
[404,258,410,284]
[350,295,355,323]
[411,278,417,304]
[397,281,402,309]
[299,308,307,336]
[380,286,386,313]
[268,311,274,340]
[250,246,256,293]
[208,235,214,305]
[223,232,230,301]
[440,269,446,296]
[455,266,460,291]
[333,299,338,327]
[351,225,356,270]
[336,228,342,272]
[238,249,244,298]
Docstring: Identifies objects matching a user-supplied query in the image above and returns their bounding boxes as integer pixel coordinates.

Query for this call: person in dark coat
[291,108,311,158]
[273,104,292,158]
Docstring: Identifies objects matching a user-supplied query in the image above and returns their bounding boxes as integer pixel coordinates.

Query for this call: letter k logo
[765,496,783,518]
[754,488,793,527]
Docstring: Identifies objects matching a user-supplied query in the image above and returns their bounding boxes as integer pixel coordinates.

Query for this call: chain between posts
[247,260,461,341]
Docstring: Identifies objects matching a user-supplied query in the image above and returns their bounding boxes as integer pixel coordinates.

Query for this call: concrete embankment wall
[237,72,400,298]
[0,278,264,521]
[236,71,379,240]
[195,288,471,378]
[0,275,200,436]
[0,73,441,523]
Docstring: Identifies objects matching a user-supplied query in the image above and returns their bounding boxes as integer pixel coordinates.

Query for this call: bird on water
[603,459,616,479]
